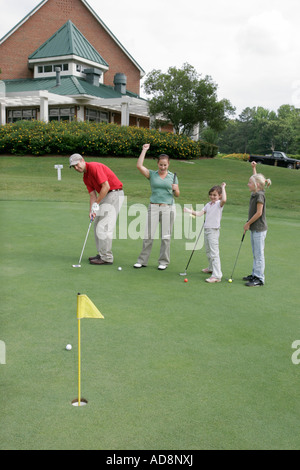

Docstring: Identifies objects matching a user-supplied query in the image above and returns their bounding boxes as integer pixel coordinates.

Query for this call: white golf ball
[66,344,72,351]
[118,266,122,271]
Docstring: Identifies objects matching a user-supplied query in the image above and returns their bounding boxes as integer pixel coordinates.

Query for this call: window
[55,64,69,72]
[86,108,109,123]
[7,109,37,123]
[49,107,75,122]
[37,64,69,73]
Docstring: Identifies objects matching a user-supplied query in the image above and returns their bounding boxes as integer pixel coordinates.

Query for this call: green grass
[0,156,300,450]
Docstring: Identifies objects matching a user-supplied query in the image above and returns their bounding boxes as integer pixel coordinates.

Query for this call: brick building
[0,0,150,126]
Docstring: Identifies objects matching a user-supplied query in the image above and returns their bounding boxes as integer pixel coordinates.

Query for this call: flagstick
[75,292,103,407]
[78,318,81,406]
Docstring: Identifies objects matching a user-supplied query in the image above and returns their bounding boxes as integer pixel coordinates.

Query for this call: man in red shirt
[69,154,124,265]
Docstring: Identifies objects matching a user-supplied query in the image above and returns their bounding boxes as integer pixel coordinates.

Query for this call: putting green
[0,156,299,450]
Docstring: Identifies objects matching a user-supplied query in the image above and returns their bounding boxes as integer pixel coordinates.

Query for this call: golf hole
[71,398,88,407]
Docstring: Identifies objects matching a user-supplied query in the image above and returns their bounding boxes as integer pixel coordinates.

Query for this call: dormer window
[29,21,109,80]
[37,64,69,74]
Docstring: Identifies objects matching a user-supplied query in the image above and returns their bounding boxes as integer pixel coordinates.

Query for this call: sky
[1,0,300,116]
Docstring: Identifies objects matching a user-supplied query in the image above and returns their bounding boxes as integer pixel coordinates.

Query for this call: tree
[143,63,235,136]
[238,107,256,153]
[276,105,300,153]
[216,105,300,155]
[213,120,244,154]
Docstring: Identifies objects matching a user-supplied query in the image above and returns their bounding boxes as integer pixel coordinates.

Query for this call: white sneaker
[133,263,145,268]
[158,265,167,270]
[205,276,221,283]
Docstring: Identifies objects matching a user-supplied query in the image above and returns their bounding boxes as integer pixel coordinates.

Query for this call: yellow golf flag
[77,294,104,319]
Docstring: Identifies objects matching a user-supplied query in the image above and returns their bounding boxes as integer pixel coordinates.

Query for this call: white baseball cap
[69,153,83,167]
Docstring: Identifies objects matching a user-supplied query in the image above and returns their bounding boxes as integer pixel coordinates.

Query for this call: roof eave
[28,55,109,71]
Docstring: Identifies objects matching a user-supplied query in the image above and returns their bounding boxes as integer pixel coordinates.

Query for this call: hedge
[0,120,218,159]
[221,153,250,161]
[221,152,300,161]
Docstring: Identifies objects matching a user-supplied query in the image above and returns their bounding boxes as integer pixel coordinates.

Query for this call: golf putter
[179,221,205,276]
[227,232,245,281]
[72,218,94,268]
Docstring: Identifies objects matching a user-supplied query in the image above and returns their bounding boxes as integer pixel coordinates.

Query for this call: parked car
[249,151,300,169]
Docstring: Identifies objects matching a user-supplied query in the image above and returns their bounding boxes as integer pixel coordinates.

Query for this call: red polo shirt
[83,162,123,194]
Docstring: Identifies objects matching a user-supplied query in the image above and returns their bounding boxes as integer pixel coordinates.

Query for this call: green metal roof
[28,20,108,67]
[4,76,146,101]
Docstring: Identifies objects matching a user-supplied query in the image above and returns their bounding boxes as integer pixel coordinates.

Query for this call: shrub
[222,153,250,161]
[288,154,300,160]
[198,140,218,158]
[0,121,218,159]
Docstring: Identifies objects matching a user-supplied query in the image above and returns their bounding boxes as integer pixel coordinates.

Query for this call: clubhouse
[0,0,154,128]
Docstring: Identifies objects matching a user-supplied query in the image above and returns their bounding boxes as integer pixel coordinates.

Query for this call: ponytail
[250,174,272,191]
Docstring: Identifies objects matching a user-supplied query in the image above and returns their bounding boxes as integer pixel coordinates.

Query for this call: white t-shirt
[204,200,223,229]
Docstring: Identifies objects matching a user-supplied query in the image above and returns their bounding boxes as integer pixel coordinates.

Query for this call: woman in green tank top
[133,143,180,270]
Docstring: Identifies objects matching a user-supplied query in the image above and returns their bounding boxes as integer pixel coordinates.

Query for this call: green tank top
[149,170,178,204]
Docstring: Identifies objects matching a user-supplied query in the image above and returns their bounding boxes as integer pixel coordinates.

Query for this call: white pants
[204,228,222,279]
[137,204,176,267]
[94,190,124,262]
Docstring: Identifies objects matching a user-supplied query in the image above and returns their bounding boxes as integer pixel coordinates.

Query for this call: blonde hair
[250,173,272,191]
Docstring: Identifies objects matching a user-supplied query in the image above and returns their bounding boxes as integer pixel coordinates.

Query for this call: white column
[0,102,6,125]
[0,80,6,125]
[77,106,85,122]
[121,101,129,126]
[40,95,49,122]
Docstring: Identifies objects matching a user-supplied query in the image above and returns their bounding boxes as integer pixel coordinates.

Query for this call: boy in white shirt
[184,183,227,282]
